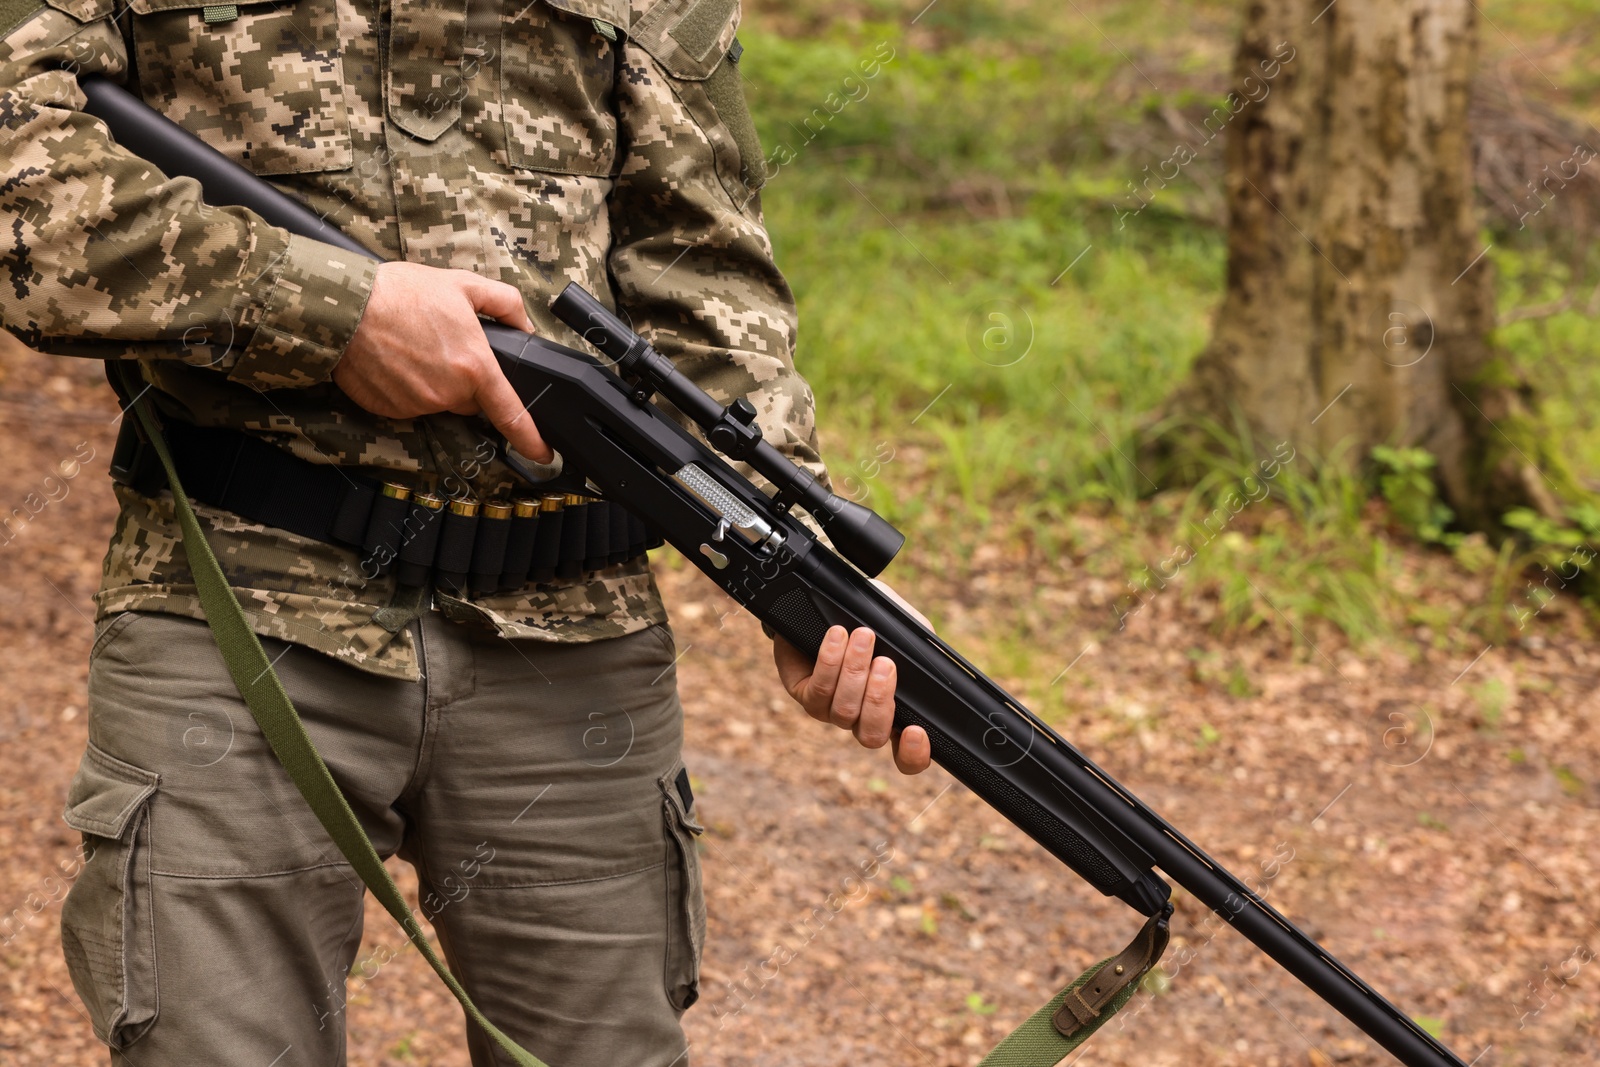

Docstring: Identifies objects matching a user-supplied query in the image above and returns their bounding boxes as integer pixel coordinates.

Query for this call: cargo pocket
[630,0,766,205]
[59,742,161,1050]
[124,0,353,175]
[660,760,705,1012]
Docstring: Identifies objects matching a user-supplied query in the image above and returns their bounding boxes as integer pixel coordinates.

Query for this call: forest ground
[1,340,1594,1067]
[6,2,1600,1063]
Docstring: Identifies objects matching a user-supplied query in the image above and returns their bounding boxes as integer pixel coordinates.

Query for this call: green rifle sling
[125,379,1143,1067]
[977,958,1143,1067]
[126,389,552,1067]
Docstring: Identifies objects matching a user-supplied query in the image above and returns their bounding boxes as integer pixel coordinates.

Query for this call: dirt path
[1,340,1594,1065]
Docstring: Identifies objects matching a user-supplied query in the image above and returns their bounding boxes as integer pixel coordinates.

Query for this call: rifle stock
[78,74,1468,1067]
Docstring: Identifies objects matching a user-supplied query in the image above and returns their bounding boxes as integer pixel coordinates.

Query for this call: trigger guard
[504,445,565,485]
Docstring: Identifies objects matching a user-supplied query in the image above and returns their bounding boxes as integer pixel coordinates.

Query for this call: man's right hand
[335,262,554,463]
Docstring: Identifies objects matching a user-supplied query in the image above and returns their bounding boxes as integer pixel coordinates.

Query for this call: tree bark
[1179,0,1560,530]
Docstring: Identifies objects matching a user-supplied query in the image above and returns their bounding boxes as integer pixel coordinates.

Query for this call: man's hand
[336,262,553,463]
[773,579,933,774]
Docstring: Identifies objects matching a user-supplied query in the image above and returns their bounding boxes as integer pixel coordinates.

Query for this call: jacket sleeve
[605,4,833,500]
[0,1,376,388]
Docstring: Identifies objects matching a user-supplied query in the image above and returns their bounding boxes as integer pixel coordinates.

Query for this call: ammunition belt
[110,416,658,597]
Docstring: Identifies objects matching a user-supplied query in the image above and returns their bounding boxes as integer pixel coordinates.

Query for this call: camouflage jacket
[0,0,830,678]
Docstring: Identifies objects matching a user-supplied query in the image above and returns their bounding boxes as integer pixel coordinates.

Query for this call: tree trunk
[1179,0,1561,530]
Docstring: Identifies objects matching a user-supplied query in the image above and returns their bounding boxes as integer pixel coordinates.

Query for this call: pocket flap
[631,0,739,81]
[40,0,118,21]
[546,0,627,27]
[123,0,276,13]
[659,764,704,834]
[62,744,159,840]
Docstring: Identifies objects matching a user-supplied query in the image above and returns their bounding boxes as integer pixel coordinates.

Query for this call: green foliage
[965,992,998,1015]
[1554,766,1585,797]
[1501,505,1600,552]
[1371,446,1457,546]
[1492,243,1600,486]
[1173,451,1399,648]
[1490,505,1600,634]
[743,11,1226,523]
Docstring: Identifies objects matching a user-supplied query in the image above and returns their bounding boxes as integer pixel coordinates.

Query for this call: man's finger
[802,625,848,721]
[891,725,931,774]
[853,656,896,748]
[772,635,811,696]
[827,628,875,730]
[461,273,536,333]
[475,363,554,463]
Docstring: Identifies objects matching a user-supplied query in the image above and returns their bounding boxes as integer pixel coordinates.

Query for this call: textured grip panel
[769,587,831,652]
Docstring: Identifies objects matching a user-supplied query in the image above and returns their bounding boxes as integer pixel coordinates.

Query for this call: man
[0,0,931,1062]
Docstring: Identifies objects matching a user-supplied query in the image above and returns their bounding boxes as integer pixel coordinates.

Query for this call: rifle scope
[551,284,905,578]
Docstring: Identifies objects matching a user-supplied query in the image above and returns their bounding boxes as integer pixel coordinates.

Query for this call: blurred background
[3,0,1598,1064]
[750,0,1600,627]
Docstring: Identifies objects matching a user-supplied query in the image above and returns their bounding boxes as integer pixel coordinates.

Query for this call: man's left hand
[773,579,933,774]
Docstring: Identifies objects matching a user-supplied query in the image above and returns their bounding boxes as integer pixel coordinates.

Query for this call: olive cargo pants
[60,609,704,1067]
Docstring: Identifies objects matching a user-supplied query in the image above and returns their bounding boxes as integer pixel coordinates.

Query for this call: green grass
[733,1,1600,653]
[744,20,1227,523]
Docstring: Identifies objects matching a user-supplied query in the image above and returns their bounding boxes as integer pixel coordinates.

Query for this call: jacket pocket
[59,742,161,1050]
[126,0,353,176]
[387,0,467,142]
[659,759,705,1011]
[498,0,625,176]
[630,0,764,204]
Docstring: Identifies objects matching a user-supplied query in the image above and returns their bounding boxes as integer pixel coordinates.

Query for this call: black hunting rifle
[80,74,1468,1067]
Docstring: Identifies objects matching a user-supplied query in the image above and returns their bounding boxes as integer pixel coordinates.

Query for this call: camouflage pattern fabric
[0,0,829,679]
